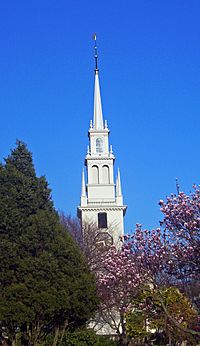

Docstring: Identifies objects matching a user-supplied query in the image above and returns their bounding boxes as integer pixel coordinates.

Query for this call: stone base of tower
[77,205,126,246]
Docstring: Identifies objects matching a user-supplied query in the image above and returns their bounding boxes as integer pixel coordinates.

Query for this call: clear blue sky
[0,1,199,232]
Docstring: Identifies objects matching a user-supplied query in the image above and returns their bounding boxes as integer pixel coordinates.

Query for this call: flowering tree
[96,185,200,343]
[97,225,200,344]
[128,226,172,286]
[95,241,149,344]
[159,185,200,283]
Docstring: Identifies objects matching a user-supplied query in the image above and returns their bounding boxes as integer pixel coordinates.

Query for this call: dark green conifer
[0,141,98,346]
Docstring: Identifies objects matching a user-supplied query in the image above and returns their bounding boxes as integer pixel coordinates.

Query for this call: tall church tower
[77,37,127,245]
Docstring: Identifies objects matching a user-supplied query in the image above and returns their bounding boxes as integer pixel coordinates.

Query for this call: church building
[77,38,127,246]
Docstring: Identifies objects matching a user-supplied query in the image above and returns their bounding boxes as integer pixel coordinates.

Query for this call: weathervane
[93,33,98,72]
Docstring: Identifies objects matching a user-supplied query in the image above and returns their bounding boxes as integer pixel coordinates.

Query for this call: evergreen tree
[0,141,98,346]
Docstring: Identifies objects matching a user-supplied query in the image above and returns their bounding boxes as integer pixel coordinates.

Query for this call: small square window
[98,212,107,228]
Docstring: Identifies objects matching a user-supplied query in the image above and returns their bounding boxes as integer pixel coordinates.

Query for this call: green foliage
[126,286,198,344]
[62,328,118,346]
[5,140,36,178]
[126,310,148,339]
[0,141,98,345]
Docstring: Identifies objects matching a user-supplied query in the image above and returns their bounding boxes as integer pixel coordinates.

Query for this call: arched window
[96,138,103,153]
[91,165,99,184]
[102,165,110,184]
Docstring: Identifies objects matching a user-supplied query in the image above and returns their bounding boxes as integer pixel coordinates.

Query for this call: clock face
[95,231,113,248]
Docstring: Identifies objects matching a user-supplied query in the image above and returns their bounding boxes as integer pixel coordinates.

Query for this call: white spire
[92,35,104,130]
[81,169,86,197]
[93,71,104,130]
[116,168,122,196]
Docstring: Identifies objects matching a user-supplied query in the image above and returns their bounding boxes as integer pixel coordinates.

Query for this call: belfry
[77,37,127,245]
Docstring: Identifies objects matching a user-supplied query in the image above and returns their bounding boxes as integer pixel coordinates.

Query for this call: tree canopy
[0,141,98,346]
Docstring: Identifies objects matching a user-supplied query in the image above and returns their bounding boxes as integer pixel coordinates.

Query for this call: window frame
[98,212,108,229]
[96,138,104,153]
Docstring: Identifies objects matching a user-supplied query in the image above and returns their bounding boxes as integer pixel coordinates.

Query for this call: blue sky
[0,1,199,232]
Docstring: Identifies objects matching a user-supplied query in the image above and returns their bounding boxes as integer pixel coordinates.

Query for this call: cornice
[87,183,115,187]
[78,205,127,212]
[85,155,115,161]
[88,128,109,134]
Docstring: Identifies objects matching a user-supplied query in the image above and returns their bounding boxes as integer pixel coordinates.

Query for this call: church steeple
[93,35,104,130]
[78,37,127,246]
